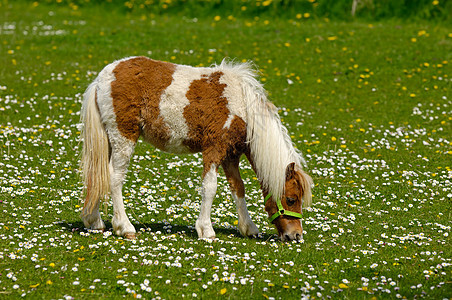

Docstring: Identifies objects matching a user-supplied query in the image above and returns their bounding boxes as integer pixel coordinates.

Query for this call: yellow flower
[339,283,349,289]
[331,136,337,142]
[220,288,227,295]
[214,16,221,21]
[262,0,272,6]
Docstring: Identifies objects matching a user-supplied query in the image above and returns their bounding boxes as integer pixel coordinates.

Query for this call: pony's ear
[285,162,296,180]
[298,170,313,207]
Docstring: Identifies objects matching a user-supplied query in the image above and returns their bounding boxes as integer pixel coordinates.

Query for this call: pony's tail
[80,81,110,217]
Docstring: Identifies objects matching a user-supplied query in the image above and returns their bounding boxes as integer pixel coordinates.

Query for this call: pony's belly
[161,138,194,154]
[141,129,194,154]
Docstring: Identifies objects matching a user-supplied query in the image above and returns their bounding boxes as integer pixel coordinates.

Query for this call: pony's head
[265,162,312,241]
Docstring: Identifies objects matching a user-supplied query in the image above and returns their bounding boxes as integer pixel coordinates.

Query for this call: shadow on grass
[56,220,276,241]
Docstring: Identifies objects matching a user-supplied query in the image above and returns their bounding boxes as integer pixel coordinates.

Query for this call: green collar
[265,193,303,223]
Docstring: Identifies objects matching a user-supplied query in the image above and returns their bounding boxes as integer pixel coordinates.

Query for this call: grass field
[1,1,451,299]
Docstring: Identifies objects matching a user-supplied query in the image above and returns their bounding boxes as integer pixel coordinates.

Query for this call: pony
[80,56,313,241]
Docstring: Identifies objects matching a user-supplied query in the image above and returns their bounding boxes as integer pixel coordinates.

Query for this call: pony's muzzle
[280,225,303,242]
[281,232,303,242]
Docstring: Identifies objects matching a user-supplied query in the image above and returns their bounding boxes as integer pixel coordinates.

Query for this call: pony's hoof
[124,232,137,240]
[238,220,260,238]
[199,236,216,242]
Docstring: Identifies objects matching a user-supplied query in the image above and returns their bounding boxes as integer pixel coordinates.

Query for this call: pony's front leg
[236,198,259,237]
[195,164,218,239]
[110,143,136,239]
[222,158,259,237]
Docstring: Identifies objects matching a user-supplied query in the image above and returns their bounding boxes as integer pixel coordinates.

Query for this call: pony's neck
[245,102,303,201]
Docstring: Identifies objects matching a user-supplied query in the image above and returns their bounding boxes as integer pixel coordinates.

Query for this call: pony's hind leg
[109,139,137,239]
[81,191,106,231]
[195,162,218,239]
[222,157,260,237]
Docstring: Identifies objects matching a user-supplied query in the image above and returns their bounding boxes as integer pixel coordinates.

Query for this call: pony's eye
[286,197,296,206]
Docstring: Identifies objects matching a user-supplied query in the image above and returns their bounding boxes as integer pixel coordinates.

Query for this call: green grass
[1,1,451,299]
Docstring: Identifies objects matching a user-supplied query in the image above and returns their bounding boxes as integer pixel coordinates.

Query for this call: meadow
[1,1,451,298]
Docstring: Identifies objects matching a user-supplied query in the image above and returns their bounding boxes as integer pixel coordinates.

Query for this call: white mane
[216,60,306,200]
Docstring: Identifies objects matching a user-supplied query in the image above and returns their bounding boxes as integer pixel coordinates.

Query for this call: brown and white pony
[80,57,312,241]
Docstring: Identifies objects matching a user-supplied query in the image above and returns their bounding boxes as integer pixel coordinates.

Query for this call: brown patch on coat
[201,115,248,177]
[183,72,229,152]
[184,71,249,176]
[111,57,176,146]
[226,116,248,157]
